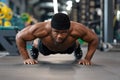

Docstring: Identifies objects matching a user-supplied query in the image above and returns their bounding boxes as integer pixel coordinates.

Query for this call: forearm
[19,48,30,60]
[16,36,30,60]
[85,39,98,61]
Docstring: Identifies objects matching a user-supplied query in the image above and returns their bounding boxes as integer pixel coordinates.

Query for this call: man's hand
[23,59,38,65]
[78,59,92,65]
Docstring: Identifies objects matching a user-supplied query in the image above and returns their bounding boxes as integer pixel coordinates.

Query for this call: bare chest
[41,37,76,51]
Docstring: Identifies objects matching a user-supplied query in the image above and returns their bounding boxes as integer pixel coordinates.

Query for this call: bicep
[16,27,36,41]
[81,28,97,42]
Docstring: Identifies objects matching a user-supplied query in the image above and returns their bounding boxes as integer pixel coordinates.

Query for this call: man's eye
[53,31,58,33]
[63,32,67,33]
[54,31,58,33]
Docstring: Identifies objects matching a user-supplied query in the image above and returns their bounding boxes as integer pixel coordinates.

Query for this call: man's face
[51,28,69,44]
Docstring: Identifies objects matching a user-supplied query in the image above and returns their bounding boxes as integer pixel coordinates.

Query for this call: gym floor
[0,47,120,80]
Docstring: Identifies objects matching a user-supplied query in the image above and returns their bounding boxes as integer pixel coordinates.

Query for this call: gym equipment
[20,13,31,23]
[0,2,13,27]
[20,13,29,22]
[0,19,2,26]
[0,28,19,56]
[4,8,13,20]
[0,2,7,19]
[4,20,12,27]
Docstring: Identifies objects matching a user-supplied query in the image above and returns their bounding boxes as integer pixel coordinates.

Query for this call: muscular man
[16,13,98,65]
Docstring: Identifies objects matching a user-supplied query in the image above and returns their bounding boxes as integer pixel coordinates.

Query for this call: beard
[54,38,65,45]
[55,39,64,44]
[51,35,66,45]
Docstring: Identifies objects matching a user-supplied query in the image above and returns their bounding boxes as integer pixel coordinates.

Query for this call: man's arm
[78,24,99,65]
[84,32,98,60]
[16,26,36,59]
[16,22,48,64]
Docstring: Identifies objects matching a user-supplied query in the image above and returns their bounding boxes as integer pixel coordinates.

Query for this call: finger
[86,63,89,65]
[86,61,92,65]
[78,61,84,65]
[35,60,38,64]
[85,62,88,65]
[24,62,26,64]
[28,62,30,64]
[83,62,85,65]
[30,61,34,64]
[31,60,37,64]
[28,60,32,64]
[30,62,33,64]
[78,61,83,65]
[24,61,27,64]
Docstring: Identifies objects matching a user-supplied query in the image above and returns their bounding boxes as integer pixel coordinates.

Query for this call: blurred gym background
[0,0,120,56]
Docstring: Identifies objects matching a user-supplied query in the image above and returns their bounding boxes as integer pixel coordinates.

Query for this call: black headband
[51,13,70,30]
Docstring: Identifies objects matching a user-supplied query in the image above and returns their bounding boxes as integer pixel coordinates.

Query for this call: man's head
[51,13,70,44]
[51,13,70,30]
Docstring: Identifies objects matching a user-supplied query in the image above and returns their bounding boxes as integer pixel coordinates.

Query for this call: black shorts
[38,40,76,56]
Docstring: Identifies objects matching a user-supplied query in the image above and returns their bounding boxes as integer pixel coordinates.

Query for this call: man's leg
[74,40,83,60]
[30,38,39,60]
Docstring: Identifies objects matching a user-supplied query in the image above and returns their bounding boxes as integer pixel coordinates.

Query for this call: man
[16,13,98,65]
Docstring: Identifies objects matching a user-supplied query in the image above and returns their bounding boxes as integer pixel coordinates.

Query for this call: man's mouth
[56,38,63,43]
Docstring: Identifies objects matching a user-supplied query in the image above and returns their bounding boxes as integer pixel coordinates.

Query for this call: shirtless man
[16,13,98,65]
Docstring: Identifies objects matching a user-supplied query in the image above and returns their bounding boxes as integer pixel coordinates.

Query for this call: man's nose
[57,34,62,38]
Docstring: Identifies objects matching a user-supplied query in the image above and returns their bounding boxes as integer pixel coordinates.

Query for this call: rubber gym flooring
[0,47,120,80]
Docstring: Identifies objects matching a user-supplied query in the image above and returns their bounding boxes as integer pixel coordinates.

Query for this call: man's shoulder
[34,21,49,26]
[70,21,87,38]
[70,21,81,24]
[31,21,50,29]
[32,21,51,34]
